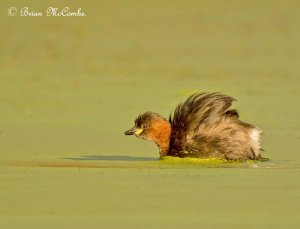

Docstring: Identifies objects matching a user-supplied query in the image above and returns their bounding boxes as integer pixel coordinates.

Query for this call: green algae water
[160,156,274,168]
[1,1,300,228]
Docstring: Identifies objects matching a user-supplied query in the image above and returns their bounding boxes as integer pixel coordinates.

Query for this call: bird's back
[168,93,261,160]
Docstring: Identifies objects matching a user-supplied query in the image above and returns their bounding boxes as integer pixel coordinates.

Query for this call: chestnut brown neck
[147,119,171,156]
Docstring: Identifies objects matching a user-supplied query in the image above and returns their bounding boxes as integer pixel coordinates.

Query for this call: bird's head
[124,112,171,156]
[124,112,164,140]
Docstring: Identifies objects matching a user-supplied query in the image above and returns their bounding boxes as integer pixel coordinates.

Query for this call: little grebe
[124,93,262,160]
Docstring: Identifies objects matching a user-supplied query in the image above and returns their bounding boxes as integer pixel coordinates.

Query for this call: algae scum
[1,0,300,228]
[160,156,273,168]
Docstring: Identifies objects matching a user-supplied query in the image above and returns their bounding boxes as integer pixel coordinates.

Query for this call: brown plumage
[124,93,262,160]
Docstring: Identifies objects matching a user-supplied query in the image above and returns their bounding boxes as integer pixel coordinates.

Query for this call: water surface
[0,0,300,228]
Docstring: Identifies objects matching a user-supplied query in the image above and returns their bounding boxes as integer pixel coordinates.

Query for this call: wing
[168,93,237,157]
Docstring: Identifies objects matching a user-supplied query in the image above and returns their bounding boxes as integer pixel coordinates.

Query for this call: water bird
[124,93,262,160]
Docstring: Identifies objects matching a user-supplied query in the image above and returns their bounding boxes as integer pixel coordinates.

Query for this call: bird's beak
[124,127,143,136]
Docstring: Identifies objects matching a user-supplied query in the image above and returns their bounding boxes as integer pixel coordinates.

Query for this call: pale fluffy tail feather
[250,128,262,158]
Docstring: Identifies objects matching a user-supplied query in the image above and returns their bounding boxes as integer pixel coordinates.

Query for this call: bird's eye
[141,124,148,129]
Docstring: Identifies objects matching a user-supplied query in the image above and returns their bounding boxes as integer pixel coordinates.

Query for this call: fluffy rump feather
[168,93,261,160]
